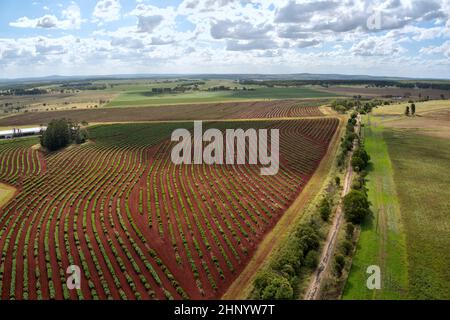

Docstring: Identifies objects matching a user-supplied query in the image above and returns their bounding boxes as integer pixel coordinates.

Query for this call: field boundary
[222,115,346,299]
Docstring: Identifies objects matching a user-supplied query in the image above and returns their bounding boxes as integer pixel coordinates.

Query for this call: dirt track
[304,115,360,300]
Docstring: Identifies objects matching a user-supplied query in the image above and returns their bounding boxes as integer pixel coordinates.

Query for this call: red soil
[0,118,339,300]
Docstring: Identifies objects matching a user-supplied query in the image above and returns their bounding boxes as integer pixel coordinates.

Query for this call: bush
[255,272,294,300]
[305,250,319,268]
[335,176,341,186]
[319,198,331,221]
[40,119,71,151]
[75,128,88,144]
[352,146,370,171]
[341,240,353,256]
[345,223,355,239]
[263,278,293,299]
[334,254,345,277]
[343,190,371,224]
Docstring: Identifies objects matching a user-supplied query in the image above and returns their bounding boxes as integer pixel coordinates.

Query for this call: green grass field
[344,119,450,299]
[343,123,409,299]
[106,86,339,107]
[386,130,450,299]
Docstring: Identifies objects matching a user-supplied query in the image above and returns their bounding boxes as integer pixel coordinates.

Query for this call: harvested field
[383,109,450,139]
[318,86,449,100]
[0,118,339,299]
[0,100,325,127]
[0,91,117,114]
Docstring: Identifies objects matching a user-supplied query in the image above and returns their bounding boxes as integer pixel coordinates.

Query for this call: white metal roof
[0,127,46,137]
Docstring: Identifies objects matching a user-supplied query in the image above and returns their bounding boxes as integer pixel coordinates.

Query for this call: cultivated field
[107,86,339,107]
[0,118,339,299]
[318,86,449,100]
[0,100,326,127]
[385,130,450,299]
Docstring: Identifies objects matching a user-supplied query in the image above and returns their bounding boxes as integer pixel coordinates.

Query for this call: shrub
[343,190,371,224]
[319,198,331,221]
[341,240,353,256]
[335,176,341,186]
[305,250,319,269]
[345,223,355,239]
[334,254,345,277]
[255,271,294,300]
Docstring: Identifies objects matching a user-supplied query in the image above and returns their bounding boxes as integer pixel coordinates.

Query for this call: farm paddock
[0,118,339,299]
[0,100,326,128]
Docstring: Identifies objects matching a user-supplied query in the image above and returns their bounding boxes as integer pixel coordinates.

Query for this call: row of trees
[239,79,450,91]
[253,220,322,299]
[337,112,358,167]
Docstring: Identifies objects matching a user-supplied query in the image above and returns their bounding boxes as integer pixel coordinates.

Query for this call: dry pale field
[371,100,450,139]
[0,91,118,114]
[0,183,16,208]
[318,86,449,100]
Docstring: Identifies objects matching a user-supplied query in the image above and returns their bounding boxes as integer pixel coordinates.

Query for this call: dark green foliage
[341,240,353,256]
[345,223,355,239]
[351,156,365,172]
[254,271,294,300]
[405,106,410,116]
[343,190,371,224]
[255,220,322,300]
[40,118,88,151]
[305,250,319,268]
[319,197,331,221]
[75,128,88,144]
[334,254,345,277]
[410,103,416,115]
[335,176,341,186]
[352,146,370,171]
[40,119,71,151]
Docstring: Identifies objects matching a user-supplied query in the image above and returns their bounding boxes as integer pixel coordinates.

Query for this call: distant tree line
[60,82,107,91]
[0,88,48,96]
[238,79,450,90]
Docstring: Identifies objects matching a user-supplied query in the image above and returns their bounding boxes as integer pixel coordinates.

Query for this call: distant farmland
[0,118,339,299]
[106,86,340,107]
[0,100,327,127]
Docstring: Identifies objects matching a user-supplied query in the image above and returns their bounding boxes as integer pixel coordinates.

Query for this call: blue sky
[0,0,450,78]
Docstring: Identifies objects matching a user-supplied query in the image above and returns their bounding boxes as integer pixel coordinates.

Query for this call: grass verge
[343,121,409,299]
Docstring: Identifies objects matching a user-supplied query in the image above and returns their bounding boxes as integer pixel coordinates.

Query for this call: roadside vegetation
[343,102,450,299]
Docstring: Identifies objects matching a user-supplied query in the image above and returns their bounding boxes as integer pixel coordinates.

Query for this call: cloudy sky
[1,0,450,79]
